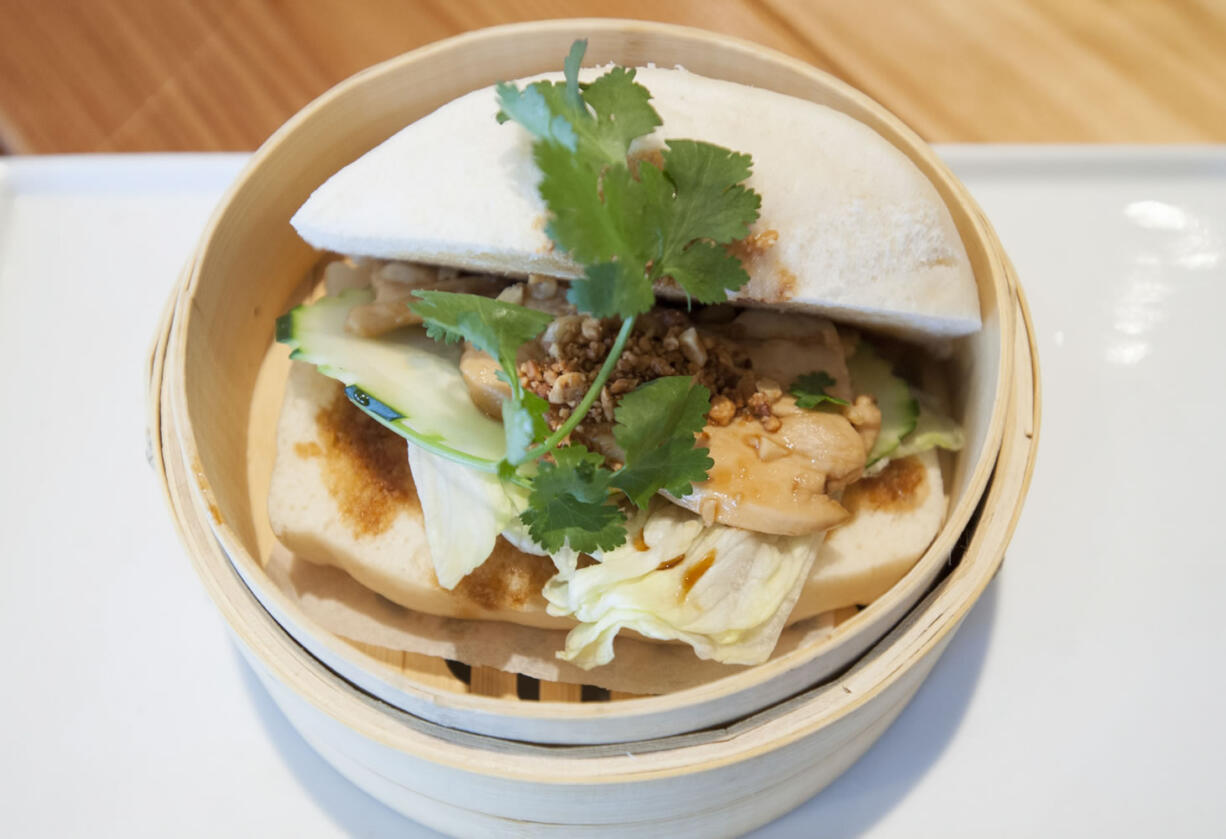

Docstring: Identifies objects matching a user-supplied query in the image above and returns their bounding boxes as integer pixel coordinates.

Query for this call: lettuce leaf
[892,391,966,459]
[407,445,529,589]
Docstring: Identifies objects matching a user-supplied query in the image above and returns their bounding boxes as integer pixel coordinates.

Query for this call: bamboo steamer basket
[154,18,1034,779]
[148,268,1037,836]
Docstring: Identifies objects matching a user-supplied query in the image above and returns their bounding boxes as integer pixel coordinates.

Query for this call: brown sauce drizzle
[633,530,650,552]
[681,550,717,596]
[656,554,685,572]
[297,388,418,538]
[842,455,928,514]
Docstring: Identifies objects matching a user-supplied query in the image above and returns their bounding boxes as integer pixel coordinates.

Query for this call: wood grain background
[1,0,1223,153]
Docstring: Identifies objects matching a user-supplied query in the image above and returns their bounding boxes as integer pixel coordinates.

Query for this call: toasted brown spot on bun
[774,267,797,302]
[308,390,418,538]
[294,441,322,458]
[455,538,555,612]
[727,228,779,263]
[842,455,928,514]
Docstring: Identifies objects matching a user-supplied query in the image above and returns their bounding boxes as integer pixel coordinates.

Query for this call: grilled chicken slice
[345,263,505,337]
[459,347,511,420]
[669,397,867,536]
[715,310,853,402]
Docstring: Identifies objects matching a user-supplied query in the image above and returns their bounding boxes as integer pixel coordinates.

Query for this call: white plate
[1,147,1223,837]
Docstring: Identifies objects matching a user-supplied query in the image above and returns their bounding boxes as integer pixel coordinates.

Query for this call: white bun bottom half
[268,362,947,640]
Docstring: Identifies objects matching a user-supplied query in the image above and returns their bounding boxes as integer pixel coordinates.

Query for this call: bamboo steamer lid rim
[165,18,1019,730]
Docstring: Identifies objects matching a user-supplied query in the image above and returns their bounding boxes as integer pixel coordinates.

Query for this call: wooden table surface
[2,0,1224,153]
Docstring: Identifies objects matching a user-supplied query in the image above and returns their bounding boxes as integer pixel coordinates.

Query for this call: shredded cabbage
[543,504,823,668]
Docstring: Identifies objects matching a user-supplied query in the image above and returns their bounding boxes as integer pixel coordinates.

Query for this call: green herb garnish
[608,377,715,508]
[518,376,713,552]
[498,43,760,316]
[520,445,625,553]
[409,290,553,465]
[409,40,762,552]
[790,371,850,409]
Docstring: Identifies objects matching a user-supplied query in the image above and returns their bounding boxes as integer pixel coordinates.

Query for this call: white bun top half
[292,66,981,340]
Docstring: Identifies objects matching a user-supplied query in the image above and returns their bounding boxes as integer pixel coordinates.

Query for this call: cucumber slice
[846,341,918,465]
[893,391,965,458]
[276,289,506,463]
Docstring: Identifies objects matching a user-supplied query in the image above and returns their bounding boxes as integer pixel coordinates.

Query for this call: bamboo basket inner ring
[157,19,1027,742]
[147,278,1038,764]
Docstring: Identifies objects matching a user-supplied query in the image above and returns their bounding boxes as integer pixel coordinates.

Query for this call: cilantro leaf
[408,291,552,365]
[502,391,550,465]
[612,377,711,461]
[567,261,655,320]
[790,371,850,409]
[409,289,549,363]
[662,239,751,304]
[580,66,661,164]
[561,39,586,112]
[659,140,759,246]
[499,41,660,168]
[647,141,759,302]
[608,377,713,507]
[545,138,760,314]
[494,83,578,150]
[533,141,628,267]
[551,163,661,316]
[611,437,714,507]
[520,445,626,552]
[410,291,554,461]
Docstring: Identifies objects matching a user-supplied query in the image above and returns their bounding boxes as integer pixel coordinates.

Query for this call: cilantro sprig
[790,371,850,409]
[498,41,760,317]
[407,41,761,552]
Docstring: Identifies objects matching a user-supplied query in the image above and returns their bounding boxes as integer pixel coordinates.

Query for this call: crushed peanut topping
[517,306,778,432]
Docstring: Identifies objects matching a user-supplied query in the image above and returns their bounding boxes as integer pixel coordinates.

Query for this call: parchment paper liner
[265,543,837,695]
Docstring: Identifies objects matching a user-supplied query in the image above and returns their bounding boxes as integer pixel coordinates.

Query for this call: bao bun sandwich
[270,42,979,671]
